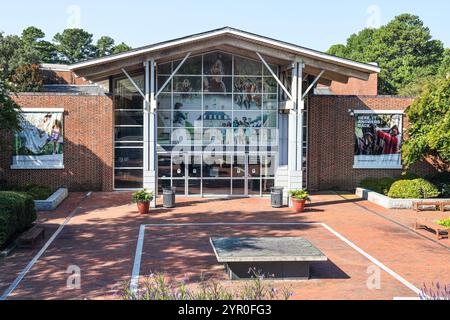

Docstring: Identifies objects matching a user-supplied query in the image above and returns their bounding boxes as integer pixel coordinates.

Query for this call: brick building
[0,27,439,202]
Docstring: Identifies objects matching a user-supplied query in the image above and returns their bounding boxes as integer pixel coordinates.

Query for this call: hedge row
[0,192,37,248]
[360,177,442,199]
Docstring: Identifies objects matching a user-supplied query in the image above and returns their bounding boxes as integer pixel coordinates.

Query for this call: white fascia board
[69,28,380,74]
[354,110,405,115]
[20,108,65,113]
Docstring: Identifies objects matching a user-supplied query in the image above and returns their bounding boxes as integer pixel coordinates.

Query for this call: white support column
[287,60,305,205]
[143,59,157,208]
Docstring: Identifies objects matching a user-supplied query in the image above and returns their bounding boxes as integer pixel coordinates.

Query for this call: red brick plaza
[0,192,448,301]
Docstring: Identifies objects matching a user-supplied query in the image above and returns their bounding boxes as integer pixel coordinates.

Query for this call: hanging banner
[354,113,403,169]
[12,110,64,169]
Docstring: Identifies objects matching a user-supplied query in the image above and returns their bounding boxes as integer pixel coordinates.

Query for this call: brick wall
[307,95,439,191]
[329,73,378,95]
[0,94,114,192]
[41,69,89,85]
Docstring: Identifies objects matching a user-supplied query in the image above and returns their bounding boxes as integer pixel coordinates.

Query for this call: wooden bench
[415,218,449,240]
[17,226,46,248]
[413,201,445,212]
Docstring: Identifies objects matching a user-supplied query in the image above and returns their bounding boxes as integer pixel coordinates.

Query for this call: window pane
[234,77,262,94]
[204,77,232,93]
[248,179,261,195]
[232,180,246,196]
[203,52,232,76]
[233,155,246,178]
[234,111,263,128]
[262,180,275,195]
[203,128,233,145]
[261,154,276,177]
[188,180,201,195]
[157,128,172,145]
[115,148,143,168]
[174,56,202,75]
[172,180,186,195]
[158,62,172,75]
[173,93,202,110]
[263,64,278,76]
[234,56,262,75]
[115,127,143,142]
[263,111,277,128]
[188,155,202,177]
[157,76,172,93]
[234,94,262,111]
[204,94,232,111]
[115,169,143,189]
[203,155,232,178]
[203,111,232,128]
[203,180,231,195]
[263,77,278,94]
[157,112,172,128]
[173,110,202,128]
[263,95,278,110]
[248,155,261,177]
[114,75,144,95]
[157,93,171,110]
[114,95,143,110]
[172,154,186,178]
[115,111,143,126]
[158,155,171,178]
[158,179,172,194]
[174,76,202,93]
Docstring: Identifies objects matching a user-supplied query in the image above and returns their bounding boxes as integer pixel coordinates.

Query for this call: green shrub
[23,184,53,200]
[359,177,396,195]
[437,219,450,228]
[387,179,440,199]
[0,192,37,247]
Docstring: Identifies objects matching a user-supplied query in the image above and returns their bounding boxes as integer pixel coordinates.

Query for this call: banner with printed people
[354,112,403,169]
[12,110,64,169]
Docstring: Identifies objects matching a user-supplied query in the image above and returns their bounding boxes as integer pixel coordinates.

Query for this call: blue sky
[2,0,449,51]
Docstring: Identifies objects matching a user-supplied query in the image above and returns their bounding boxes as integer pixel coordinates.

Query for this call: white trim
[11,165,65,170]
[20,108,65,113]
[131,222,420,297]
[70,28,380,74]
[0,192,92,301]
[353,165,403,170]
[354,110,405,115]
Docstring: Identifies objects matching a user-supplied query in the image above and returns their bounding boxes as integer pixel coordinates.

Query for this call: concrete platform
[211,237,328,280]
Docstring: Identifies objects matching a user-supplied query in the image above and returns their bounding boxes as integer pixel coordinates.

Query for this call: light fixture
[348,109,355,117]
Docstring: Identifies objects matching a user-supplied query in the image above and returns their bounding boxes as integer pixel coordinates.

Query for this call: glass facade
[113,74,144,189]
[157,52,279,196]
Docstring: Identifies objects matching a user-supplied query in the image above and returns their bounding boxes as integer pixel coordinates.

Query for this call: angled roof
[70,27,380,83]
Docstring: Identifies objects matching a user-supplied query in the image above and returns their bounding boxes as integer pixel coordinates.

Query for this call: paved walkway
[0,192,449,300]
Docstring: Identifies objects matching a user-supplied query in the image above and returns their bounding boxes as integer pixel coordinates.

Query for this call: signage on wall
[11,109,64,169]
[354,112,403,169]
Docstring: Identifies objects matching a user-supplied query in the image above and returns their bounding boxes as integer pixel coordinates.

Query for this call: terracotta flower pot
[291,198,306,213]
[137,201,150,215]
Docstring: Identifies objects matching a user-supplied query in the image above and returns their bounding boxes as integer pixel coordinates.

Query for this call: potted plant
[132,189,154,215]
[288,190,311,213]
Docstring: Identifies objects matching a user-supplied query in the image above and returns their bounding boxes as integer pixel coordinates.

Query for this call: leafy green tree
[112,42,131,55]
[96,36,115,57]
[21,26,58,63]
[328,14,445,95]
[0,32,40,81]
[53,28,97,63]
[96,36,131,57]
[0,78,22,148]
[438,48,450,77]
[11,64,43,92]
[403,77,450,167]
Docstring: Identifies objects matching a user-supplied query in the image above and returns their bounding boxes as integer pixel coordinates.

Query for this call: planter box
[356,188,450,210]
[35,188,69,211]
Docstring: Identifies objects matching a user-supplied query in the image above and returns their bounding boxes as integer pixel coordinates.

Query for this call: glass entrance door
[158,153,276,197]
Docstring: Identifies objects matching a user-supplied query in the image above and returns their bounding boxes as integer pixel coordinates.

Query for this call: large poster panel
[12,110,64,169]
[354,112,403,169]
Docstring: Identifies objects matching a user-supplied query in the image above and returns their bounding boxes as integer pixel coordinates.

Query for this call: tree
[112,42,132,55]
[403,77,450,167]
[10,64,43,92]
[53,28,97,63]
[21,26,58,63]
[327,14,445,95]
[96,36,131,57]
[0,78,22,148]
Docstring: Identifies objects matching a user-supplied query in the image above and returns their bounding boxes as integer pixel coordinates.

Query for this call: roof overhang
[70,27,380,84]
